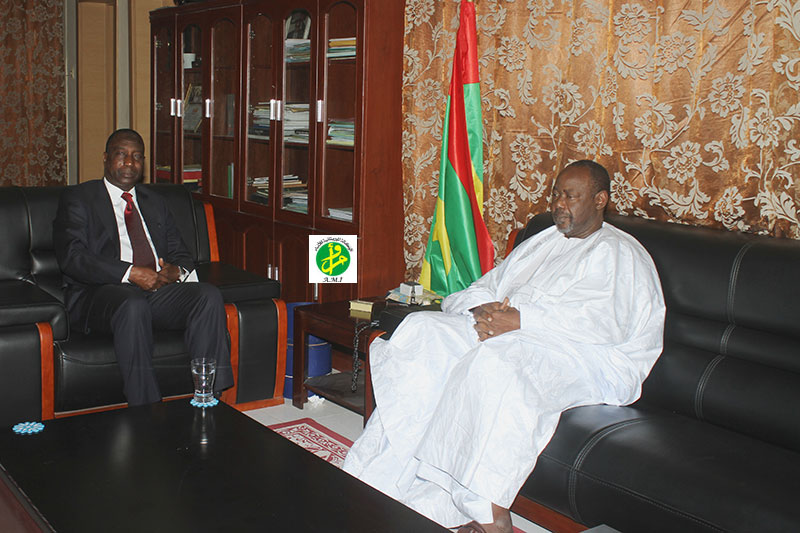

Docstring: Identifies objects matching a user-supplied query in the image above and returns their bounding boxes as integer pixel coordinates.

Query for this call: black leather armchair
[509,213,800,532]
[0,184,287,426]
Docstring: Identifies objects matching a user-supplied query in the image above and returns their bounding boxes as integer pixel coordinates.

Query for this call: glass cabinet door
[209,18,238,199]
[280,9,313,215]
[180,23,203,193]
[152,22,174,184]
[244,13,275,208]
[320,2,358,223]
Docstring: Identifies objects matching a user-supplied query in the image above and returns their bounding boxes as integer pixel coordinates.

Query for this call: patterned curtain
[0,0,66,187]
[402,0,800,280]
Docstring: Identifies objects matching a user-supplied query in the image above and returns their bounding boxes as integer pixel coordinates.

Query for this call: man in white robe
[343,160,665,532]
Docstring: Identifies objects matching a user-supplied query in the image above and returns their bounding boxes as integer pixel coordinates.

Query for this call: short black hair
[105,129,144,153]
[562,160,610,194]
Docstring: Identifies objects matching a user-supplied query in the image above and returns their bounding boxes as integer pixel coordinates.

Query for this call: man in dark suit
[53,128,233,406]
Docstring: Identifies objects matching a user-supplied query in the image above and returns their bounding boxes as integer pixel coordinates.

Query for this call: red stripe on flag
[458,2,480,84]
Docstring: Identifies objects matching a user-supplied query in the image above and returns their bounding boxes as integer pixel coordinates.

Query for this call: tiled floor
[244,398,550,533]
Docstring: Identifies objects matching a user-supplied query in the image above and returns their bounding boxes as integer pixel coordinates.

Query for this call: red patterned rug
[268,418,353,468]
[268,418,526,533]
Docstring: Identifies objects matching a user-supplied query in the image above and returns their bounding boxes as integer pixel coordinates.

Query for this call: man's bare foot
[457,504,513,533]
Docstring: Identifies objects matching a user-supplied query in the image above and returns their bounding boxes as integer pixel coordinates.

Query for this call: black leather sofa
[507,213,800,532]
[0,184,287,427]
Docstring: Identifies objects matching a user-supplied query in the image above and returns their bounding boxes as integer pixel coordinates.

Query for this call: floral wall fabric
[0,0,66,187]
[401,0,800,280]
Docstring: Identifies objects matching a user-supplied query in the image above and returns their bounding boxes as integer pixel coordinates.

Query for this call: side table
[292,300,385,421]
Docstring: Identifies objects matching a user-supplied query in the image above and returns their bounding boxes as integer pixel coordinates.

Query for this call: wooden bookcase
[150,0,404,302]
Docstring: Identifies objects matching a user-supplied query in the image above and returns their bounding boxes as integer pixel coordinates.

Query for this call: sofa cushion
[55,330,194,412]
[21,186,64,293]
[195,262,280,303]
[0,280,68,339]
[521,404,800,532]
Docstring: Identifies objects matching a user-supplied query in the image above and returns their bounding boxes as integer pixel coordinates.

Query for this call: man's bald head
[558,159,610,195]
[551,160,610,238]
[105,129,144,153]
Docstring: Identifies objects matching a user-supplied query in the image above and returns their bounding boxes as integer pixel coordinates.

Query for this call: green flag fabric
[420,0,494,297]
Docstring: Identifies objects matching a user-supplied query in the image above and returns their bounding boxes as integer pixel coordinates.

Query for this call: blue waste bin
[284,302,332,398]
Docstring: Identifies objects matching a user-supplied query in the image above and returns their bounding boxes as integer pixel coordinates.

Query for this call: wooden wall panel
[77,1,116,182]
[130,0,172,180]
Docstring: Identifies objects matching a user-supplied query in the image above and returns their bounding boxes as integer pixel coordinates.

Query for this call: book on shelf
[283,103,309,143]
[155,166,172,181]
[183,164,202,183]
[282,174,306,188]
[282,177,308,203]
[327,207,353,221]
[248,175,270,203]
[283,187,308,212]
[326,138,355,147]
[326,118,355,146]
[328,37,356,59]
[285,38,310,62]
[250,101,272,139]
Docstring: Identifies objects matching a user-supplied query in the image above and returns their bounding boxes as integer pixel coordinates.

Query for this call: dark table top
[0,401,447,532]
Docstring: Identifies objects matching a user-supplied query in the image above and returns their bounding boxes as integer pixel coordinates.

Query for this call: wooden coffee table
[0,401,447,532]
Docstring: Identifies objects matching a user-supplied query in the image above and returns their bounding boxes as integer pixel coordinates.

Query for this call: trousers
[73,281,233,406]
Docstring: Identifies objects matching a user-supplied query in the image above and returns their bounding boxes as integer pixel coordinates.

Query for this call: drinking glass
[190,357,216,404]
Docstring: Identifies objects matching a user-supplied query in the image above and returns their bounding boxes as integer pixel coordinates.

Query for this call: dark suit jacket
[53,179,195,323]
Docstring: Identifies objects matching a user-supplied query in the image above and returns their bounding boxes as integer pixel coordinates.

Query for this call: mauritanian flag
[420,0,494,297]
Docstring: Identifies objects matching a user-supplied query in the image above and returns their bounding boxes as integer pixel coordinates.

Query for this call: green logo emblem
[315,241,350,277]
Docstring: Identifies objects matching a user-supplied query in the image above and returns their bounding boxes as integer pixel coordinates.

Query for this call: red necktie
[121,192,156,270]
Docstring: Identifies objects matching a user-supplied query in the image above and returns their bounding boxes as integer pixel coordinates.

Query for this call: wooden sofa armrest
[510,497,583,533]
[505,228,520,259]
[38,322,55,421]
[202,202,219,262]
[222,298,288,412]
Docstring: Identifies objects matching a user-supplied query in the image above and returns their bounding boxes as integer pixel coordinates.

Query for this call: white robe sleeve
[440,252,513,314]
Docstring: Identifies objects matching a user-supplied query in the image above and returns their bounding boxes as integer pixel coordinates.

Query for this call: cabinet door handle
[274,265,280,282]
[177,99,183,117]
[316,100,324,123]
[170,98,176,117]
[267,263,273,278]
[269,99,276,121]
[313,283,319,301]
[276,100,282,121]
[205,98,211,118]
